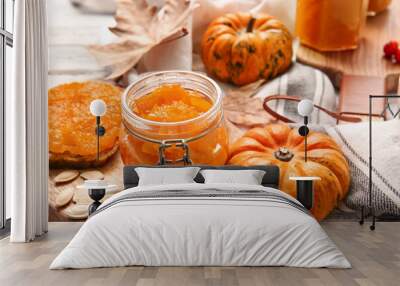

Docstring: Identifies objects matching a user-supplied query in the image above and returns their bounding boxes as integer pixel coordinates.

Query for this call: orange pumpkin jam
[296,0,368,51]
[368,0,392,14]
[131,85,213,122]
[120,84,229,165]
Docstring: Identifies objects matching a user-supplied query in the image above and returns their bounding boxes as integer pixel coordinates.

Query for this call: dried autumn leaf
[223,79,275,141]
[89,0,198,79]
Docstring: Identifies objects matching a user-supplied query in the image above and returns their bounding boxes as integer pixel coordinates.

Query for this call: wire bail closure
[122,112,223,166]
[158,139,192,166]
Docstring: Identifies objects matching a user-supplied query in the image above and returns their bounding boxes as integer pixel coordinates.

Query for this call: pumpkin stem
[246,17,256,33]
[274,147,294,162]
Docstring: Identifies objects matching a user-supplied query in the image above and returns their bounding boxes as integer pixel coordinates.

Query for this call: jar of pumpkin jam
[120,71,229,165]
[296,0,369,51]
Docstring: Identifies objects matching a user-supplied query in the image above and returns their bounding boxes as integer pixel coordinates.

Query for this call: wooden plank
[48,72,108,88]
[47,0,116,86]
[1,222,400,285]
[49,26,116,46]
[49,45,104,74]
[48,0,115,30]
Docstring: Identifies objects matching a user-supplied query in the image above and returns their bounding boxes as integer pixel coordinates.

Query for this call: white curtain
[8,0,48,242]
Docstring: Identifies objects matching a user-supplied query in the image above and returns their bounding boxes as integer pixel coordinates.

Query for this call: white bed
[50,182,350,269]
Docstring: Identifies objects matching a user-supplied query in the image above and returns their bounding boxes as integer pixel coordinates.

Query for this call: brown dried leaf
[223,80,275,141]
[89,0,198,79]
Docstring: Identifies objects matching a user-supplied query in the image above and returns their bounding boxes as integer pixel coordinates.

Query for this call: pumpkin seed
[55,188,74,208]
[64,204,88,220]
[80,170,104,180]
[54,170,79,183]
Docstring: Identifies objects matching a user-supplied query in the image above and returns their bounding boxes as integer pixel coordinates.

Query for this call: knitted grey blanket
[256,63,337,125]
[326,120,400,215]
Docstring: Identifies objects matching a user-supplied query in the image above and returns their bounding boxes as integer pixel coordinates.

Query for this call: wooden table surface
[48,0,111,88]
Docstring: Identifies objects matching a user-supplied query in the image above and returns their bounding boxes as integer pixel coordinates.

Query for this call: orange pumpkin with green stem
[228,124,350,220]
[201,12,293,86]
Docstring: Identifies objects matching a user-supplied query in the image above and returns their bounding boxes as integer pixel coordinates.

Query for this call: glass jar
[120,71,229,165]
[296,0,369,51]
[368,0,392,15]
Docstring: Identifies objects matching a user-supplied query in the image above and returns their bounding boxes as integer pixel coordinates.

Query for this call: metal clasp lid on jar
[122,113,223,166]
[121,70,225,166]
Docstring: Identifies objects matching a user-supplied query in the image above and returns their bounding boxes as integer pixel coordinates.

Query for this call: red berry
[384,41,399,59]
[395,49,400,63]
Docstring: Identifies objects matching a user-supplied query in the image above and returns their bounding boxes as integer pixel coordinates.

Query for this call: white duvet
[50,183,350,269]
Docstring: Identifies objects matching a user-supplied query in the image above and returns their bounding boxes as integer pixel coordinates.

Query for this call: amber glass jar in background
[368,0,392,15]
[296,0,369,51]
[120,71,229,165]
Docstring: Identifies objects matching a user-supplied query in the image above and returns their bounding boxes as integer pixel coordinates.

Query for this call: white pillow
[136,167,201,186]
[200,169,266,185]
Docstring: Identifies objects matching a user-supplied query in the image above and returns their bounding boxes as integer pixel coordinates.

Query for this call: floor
[0,222,399,286]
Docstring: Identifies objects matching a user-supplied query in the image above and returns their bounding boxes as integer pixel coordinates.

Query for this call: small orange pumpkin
[201,12,293,86]
[228,124,350,220]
